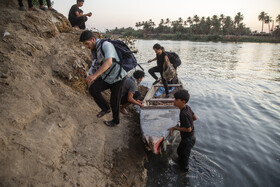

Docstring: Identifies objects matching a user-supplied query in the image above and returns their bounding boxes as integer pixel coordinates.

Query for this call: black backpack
[99,39,138,72]
[165,51,181,69]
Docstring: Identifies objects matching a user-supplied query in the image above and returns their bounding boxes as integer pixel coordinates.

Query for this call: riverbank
[154,34,280,43]
[0,1,147,186]
[104,33,280,43]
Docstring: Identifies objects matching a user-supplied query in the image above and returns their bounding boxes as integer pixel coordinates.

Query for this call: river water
[134,40,280,187]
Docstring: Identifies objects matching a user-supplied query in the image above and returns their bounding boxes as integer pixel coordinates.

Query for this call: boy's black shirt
[180,105,195,139]
[68,4,83,21]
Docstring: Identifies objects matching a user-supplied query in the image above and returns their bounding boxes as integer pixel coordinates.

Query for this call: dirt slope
[0,1,146,186]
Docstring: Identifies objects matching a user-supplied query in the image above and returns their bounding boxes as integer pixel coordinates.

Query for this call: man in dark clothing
[120,70,145,114]
[148,43,170,98]
[168,89,197,172]
[68,0,92,29]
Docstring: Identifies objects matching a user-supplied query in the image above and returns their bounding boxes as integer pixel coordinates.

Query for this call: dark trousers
[69,17,88,29]
[89,77,125,124]
[18,0,51,8]
[148,66,169,95]
[39,0,51,7]
[177,135,196,169]
[121,91,141,105]
[18,0,32,8]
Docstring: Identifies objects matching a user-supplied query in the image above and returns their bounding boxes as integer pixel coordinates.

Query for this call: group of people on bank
[80,30,197,172]
[17,0,197,174]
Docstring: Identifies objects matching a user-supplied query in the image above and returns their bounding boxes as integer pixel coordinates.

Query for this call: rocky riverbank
[0,1,147,186]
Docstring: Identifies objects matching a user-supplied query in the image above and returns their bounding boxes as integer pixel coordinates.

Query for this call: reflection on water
[135,40,280,187]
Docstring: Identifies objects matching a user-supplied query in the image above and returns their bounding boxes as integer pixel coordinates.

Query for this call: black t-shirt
[156,51,167,71]
[180,105,195,139]
[68,4,83,21]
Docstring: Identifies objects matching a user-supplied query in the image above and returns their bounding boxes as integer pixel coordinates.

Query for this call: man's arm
[148,57,157,63]
[193,114,197,121]
[85,58,113,84]
[75,11,92,18]
[168,126,191,135]
[127,92,144,107]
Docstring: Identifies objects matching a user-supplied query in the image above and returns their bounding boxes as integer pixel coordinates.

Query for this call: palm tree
[224,16,233,35]
[211,15,220,34]
[258,11,267,33]
[234,12,244,28]
[219,14,225,33]
[193,15,200,25]
[199,17,205,34]
[159,19,164,26]
[178,17,183,26]
[187,17,193,27]
[165,18,170,27]
[205,17,211,34]
[276,14,280,27]
[265,15,272,33]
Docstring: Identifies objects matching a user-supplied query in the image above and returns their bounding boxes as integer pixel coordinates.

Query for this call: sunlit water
[134,40,280,187]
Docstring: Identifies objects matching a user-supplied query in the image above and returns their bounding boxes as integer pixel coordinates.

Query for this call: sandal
[39,7,47,11]
[103,120,118,127]
[97,109,111,118]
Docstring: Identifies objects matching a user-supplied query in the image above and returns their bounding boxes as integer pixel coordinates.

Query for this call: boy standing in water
[168,89,197,172]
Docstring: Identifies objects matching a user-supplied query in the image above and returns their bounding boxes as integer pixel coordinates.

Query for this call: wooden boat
[140,78,183,154]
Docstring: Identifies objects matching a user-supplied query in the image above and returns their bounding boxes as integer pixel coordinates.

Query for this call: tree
[165,18,170,27]
[211,15,220,34]
[159,19,164,26]
[258,11,267,33]
[234,12,244,28]
[219,14,225,33]
[187,17,193,27]
[276,14,280,27]
[223,16,233,35]
[205,17,211,35]
[265,15,272,33]
[135,22,142,30]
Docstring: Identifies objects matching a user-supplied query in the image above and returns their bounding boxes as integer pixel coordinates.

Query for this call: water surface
[134,40,280,187]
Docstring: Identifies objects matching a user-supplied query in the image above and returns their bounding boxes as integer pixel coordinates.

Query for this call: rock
[68,73,73,81]
[50,79,55,85]
[1,74,8,79]
[3,31,10,37]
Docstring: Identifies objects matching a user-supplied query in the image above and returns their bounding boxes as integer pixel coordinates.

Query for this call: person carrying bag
[163,58,176,81]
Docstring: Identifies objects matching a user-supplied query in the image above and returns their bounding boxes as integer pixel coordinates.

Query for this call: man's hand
[87,12,92,17]
[168,127,175,135]
[148,60,152,63]
[85,75,96,85]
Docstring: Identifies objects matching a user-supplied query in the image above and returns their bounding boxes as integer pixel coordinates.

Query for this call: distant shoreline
[104,33,280,43]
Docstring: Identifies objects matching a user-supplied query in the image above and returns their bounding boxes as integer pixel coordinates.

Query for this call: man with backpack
[80,30,126,127]
[148,43,173,98]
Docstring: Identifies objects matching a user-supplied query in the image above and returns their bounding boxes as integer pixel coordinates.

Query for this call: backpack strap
[97,39,121,81]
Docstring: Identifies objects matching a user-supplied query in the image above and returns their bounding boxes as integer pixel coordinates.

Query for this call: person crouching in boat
[168,89,197,172]
[148,43,170,98]
[120,70,145,114]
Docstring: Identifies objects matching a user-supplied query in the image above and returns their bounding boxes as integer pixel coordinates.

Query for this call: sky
[53,0,280,32]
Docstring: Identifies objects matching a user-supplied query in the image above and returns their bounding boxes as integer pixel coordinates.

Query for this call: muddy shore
[0,1,147,186]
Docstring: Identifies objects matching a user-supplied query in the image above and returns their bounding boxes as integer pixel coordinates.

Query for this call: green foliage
[105,12,279,43]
